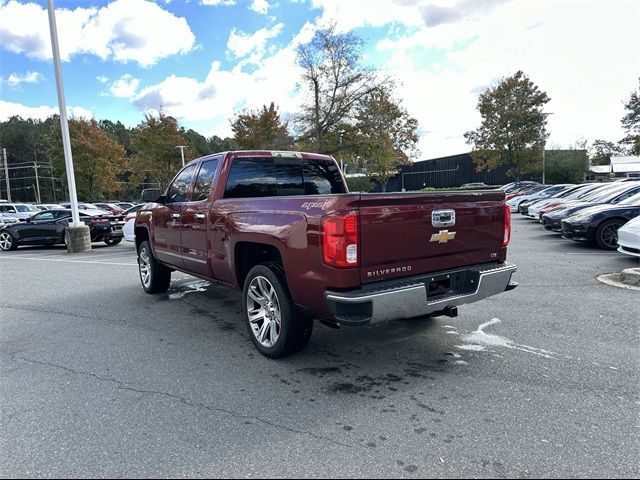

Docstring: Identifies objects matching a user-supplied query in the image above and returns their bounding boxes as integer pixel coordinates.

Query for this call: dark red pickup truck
[135,150,517,357]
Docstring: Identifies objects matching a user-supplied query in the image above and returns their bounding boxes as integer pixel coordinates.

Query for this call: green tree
[545,144,589,184]
[345,175,374,192]
[208,135,236,153]
[131,113,187,189]
[295,23,387,152]
[620,78,640,155]
[231,102,291,150]
[464,71,551,179]
[352,88,419,191]
[98,119,133,156]
[0,115,57,201]
[48,118,126,201]
[182,128,211,159]
[590,139,625,166]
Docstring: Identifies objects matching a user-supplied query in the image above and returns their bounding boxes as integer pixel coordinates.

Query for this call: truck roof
[190,150,334,165]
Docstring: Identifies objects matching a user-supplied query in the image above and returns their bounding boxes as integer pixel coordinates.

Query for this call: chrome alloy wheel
[0,232,13,251]
[138,246,151,288]
[246,275,281,348]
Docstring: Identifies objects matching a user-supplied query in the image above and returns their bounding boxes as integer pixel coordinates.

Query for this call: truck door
[152,164,197,268]
[180,158,220,277]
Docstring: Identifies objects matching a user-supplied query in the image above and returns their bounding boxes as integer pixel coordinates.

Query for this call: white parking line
[0,256,137,266]
[565,252,621,255]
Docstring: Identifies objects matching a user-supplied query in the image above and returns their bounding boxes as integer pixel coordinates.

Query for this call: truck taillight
[322,213,359,268]
[503,203,511,246]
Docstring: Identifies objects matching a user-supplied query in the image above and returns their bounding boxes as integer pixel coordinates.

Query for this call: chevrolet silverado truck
[135,151,517,358]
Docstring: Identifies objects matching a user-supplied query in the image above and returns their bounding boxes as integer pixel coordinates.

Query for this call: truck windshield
[224,157,346,199]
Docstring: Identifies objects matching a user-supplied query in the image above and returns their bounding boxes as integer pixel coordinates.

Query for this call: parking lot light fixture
[176,145,187,167]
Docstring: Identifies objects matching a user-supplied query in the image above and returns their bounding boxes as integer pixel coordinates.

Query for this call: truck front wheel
[243,263,312,358]
[138,240,171,294]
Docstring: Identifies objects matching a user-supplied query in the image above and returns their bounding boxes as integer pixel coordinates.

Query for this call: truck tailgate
[358,191,506,283]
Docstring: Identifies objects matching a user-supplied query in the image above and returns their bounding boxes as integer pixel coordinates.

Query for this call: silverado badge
[430,230,456,244]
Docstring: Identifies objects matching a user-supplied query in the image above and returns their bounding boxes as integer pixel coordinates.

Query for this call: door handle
[171,213,181,219]
[195,213,206,220]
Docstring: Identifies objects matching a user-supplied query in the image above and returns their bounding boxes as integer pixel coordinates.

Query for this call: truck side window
[224,158,304,198]
[192,159,219,202]
[302,160,346,195]
[166,165,197,203]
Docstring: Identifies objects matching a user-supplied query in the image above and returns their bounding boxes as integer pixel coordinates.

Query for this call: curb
[597,273,640,291]
[621,268,640,286]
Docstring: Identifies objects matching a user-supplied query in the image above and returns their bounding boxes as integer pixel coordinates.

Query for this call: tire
[137,240,171,293]
[595,219,625,250]
[104,237,122,246]
[243,263,313,358]
[0,231,18,251]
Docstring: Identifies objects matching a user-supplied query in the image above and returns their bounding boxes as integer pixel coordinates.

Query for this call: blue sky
[1,0,638,158]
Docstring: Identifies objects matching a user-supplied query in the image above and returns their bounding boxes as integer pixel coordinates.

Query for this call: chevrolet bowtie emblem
[430,230,456,244]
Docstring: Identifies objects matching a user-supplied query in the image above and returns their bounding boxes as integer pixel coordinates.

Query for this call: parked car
[518,184,583,215]
[94,203,125,215]
[461,182,488,188]
[58,202,111,217]
[134,150,517,358]
[526,183,611,219]
[506,185,570,212]
[0,202,40,221]
[500,181,541,193]
[0,214,20,228]
[542,183,640,231]
[560,192,640,250]
[122,204,146,243]
[35,203,65,211]
[0,209,125,251]
[617,215,640,257]
[115,202,135,210]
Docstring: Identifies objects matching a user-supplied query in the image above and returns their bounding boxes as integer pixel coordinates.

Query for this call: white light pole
[542,112,554,185]
[2,148,10,202]
[176,145,188,167]
[47,0,91,251]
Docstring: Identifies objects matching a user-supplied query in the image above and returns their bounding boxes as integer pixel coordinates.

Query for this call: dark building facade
[379,153,535,192]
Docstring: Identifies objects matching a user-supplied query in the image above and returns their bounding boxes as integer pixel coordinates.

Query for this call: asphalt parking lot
[1,218,639,478]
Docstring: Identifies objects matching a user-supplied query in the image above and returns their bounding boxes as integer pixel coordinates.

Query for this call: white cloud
[0,0,195,67]
[121,0,639,161]
[0,100,93,121]
[4,71,44,87]
[109,74,140,98]
[201,0,236,5]
[227,23,284,59]
[97,75,109,84]
[131,40,307,136]
[250,0,270,15]
[373,1,640,158]
[310,0,424,31]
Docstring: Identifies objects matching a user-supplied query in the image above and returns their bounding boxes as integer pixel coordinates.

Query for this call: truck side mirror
[140,188,163,203]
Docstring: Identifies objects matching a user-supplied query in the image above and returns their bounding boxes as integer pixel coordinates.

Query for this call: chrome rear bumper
[325,262,517,326]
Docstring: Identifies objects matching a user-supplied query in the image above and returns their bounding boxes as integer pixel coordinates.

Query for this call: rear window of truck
[224,157,346,199]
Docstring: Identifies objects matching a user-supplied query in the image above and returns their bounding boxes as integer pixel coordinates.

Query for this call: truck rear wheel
[243,263,313,358]
[138,240,171,294]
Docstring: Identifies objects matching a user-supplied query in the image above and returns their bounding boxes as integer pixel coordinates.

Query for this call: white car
[123,218,135,242]
[121,204,146,242]
[617,215,640,258]
[0,203,40,220]
[527,184,610,219]
[0,214,20,228]
[507,184,573,213]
